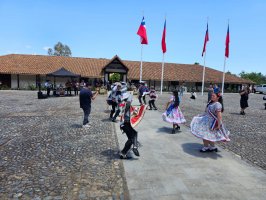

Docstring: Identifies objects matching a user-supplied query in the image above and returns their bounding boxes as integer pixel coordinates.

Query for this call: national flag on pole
[225,24,230,58]
[161,20,167,53]
[201,23,209,57]
[137,17,148,45]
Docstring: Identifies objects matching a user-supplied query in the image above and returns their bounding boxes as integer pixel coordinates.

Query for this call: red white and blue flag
[161,20,167,53]
[202,23,209,57]
[225,24,230,58]
[137,17,148,45]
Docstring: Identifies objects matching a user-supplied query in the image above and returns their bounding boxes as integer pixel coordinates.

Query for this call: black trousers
[138,95,146,105]
[148,99,157,109]
[82,106,91,125]
[47,88,51,96]
[110,101,120,119]
[74,88,78,96]
[120,122,138,155]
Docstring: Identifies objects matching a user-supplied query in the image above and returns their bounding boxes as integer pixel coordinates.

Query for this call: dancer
[109,82,122,122]
[138,82,149,105]
[109,82,127,122]
[190,92,230,152]
[119,92,140,159]
[162,90,186,134]
[148,86,158,110]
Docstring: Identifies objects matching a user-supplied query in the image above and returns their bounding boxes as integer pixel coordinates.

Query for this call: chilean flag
[202,23,209,57]
[225,24,230,58]
[137,17,148,45]
[161,20,167,53]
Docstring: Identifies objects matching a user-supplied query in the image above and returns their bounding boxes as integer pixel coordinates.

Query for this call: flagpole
[221,56,226,95]
[201,18,208,96]
[140,44,143,82]
[201,52,206,96]
[160,53,165,95]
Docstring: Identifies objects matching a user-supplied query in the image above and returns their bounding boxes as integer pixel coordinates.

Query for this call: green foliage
[48,42,72,57]
[239,71,266,84]
[27,84,37,90]
[0,84,9,90]
[109,73,121,82]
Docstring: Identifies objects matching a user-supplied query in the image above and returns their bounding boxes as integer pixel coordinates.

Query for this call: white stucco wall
[11,74,36,89]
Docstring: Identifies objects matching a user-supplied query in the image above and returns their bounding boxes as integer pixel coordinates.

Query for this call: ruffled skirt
[162,107,186,124]
[190,115,230,142]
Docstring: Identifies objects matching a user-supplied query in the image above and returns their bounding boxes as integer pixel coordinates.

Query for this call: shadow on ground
[182,143,223,159]
[70,123,82,128]
[157,126,182,134]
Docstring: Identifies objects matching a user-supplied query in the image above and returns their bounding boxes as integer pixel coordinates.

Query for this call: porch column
[17,74,20,89]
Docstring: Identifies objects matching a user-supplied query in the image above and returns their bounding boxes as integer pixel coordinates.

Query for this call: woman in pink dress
[162,90,186,134]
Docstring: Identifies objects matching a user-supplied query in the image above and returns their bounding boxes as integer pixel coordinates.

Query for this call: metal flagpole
[201,52,206,96]
[221,56,226,95]
[140,44,143,82]
[160,53,165,95]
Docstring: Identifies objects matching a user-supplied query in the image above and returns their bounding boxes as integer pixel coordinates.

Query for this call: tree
[109,73,121,83]
[48,42,72,57]
[239,71,266,84]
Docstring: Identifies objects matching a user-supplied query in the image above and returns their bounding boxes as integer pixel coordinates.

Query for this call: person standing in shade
[44,80,51,97]
[79,83,98,128]
[239,86,250,115]
[190,92,230,152]
[207,84,214,102]
[179,84,184,99]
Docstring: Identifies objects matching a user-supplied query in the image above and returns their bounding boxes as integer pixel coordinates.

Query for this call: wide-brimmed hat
[115,82,122,87]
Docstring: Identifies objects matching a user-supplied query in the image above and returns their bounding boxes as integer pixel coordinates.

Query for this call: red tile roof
[0,54,253,84]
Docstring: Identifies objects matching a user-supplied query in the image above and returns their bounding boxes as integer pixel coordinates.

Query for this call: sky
[0,0,265,75]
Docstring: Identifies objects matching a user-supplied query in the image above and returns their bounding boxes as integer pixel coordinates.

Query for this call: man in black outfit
[79,83,98,128]
[119,93,140,159]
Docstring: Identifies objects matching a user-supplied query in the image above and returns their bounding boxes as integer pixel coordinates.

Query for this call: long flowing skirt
[162,107,186,124]
[190,115,230,142]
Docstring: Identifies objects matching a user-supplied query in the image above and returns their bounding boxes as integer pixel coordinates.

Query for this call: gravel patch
[0,90,128,200]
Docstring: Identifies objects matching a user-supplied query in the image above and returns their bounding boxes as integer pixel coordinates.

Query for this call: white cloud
[43,46,51,51]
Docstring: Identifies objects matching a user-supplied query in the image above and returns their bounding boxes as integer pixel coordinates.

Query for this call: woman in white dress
[162,90,186,134]
[190,92,230,152]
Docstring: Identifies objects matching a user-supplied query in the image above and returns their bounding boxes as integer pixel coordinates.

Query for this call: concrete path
[116,100,266,200]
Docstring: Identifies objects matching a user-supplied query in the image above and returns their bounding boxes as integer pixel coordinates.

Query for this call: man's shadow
[100,149,138,160]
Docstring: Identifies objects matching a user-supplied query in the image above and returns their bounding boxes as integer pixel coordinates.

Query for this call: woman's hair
[207,93,224,112]
[172,90,180,107]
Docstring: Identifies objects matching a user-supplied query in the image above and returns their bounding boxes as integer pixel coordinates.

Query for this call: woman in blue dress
[190,92,230,152]
[162,90,186,134]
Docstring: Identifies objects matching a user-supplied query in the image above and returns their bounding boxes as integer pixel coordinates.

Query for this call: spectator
[79,83,98,128]
[239,86,250,115]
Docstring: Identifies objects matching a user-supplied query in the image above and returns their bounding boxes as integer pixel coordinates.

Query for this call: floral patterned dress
[190,102,230,142]
[162,96,186,124]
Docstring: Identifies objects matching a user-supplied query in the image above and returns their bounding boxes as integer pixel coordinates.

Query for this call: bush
[28,84,37,90]
[0,84,10,90]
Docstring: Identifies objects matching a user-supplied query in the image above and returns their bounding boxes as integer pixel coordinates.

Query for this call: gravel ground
[0,90,265,199]
[0,90,129,200]
[154,92,266,170]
